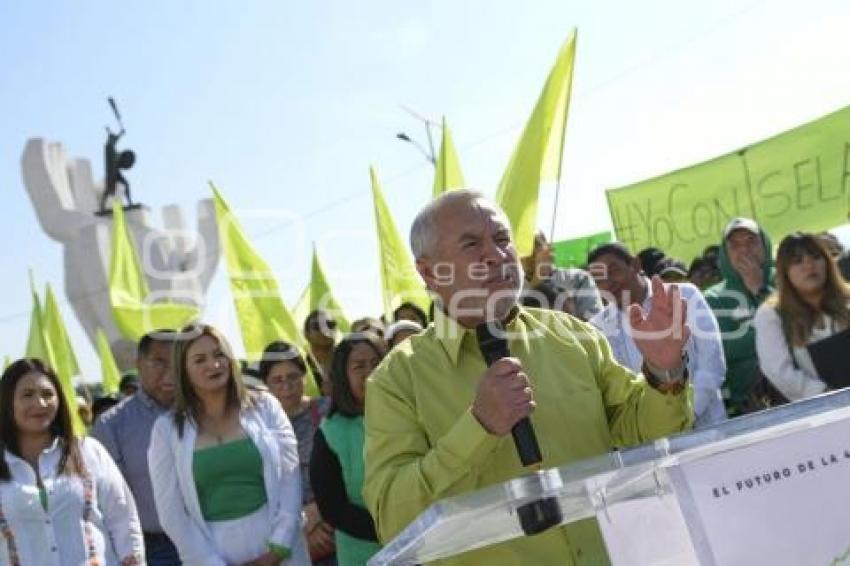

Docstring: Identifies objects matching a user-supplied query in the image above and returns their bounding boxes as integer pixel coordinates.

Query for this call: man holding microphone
[364,190,694,565]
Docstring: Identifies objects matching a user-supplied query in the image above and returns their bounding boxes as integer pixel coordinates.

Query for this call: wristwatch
[643,355,689,394]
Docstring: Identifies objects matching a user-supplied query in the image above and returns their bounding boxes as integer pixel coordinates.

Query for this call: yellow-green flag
[25,293,52,363]
[96,329,121,396]
[292,285,310,331]
[109,200,199,341]
[370,167,431,319]
[292,284,311,332]
[43,284,80,380]
[25,272,55,363]
[211,184,318,391]
[432,117,465,198]
[301,245,351,333]
[496,29,577,257]
[24,277,84,433]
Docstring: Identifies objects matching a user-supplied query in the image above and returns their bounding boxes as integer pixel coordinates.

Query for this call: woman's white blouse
[754,305,831,401]
[148,391,305,566]
[0,436,143,565]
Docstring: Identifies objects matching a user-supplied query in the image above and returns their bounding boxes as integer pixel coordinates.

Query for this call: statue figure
[99,98,136,213]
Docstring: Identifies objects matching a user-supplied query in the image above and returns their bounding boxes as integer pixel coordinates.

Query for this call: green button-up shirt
[364,307,693,565]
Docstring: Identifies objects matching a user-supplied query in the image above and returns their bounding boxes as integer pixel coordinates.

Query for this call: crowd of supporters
[2,198,849,564]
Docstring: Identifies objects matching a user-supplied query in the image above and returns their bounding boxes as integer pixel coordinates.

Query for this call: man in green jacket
[363,190,694,565]
[704,217,775,416]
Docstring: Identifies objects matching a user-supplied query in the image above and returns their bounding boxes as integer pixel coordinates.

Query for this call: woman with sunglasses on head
[309,333,385,565]
[259,341,335,565]
[0,358,143,565]
[148,325,308,565]
[754,233,850,401]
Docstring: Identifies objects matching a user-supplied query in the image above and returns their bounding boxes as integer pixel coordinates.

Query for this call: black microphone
[476,321,562,536]
[476,322,543,469]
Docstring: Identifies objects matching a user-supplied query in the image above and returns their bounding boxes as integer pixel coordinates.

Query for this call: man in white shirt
[587,243,728,428]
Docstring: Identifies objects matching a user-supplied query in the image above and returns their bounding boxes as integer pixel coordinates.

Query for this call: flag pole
[549,31,577,242]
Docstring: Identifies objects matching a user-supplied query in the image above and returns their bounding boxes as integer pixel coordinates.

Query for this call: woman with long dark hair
[148,325,307,565]
[754,233,850,401]
[0,358,143,564]
[309,333,384,565]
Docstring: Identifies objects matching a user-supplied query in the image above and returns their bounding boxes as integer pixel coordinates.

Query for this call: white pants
[207,505,309,565]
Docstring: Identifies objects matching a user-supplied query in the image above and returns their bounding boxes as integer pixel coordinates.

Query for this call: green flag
[299,245,351,333]
[552,231,612,268]
[432,117,466,198]
[96,329,121,396]
[24,277,83,433]
[43,284,80,380]
[109,200,199,341]
[211,183,313,364]
[496,29,577,257]
[370,167,431,319]
[607,104,850,261]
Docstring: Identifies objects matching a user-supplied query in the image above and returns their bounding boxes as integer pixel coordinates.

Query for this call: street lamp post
[395,131,436,166]
[395,106,438,167]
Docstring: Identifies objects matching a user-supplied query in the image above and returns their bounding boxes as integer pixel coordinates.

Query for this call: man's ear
[416,257,436,291]
[630,256,644,275]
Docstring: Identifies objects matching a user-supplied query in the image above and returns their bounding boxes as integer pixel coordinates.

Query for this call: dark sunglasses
[308,318,337,331]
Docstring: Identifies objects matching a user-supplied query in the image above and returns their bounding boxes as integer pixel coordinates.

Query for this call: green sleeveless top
[321,414,381,565]
[192,437,268,521]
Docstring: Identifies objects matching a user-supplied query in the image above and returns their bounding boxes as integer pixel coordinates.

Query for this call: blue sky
[3,0,850,380]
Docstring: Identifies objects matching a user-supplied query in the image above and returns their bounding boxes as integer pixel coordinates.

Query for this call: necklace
[201,417,230,445]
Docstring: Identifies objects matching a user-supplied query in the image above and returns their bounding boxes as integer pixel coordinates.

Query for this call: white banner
[670,418,850,565]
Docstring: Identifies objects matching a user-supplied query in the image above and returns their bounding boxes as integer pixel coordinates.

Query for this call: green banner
[552,231,612,268]
[606,105,850,261]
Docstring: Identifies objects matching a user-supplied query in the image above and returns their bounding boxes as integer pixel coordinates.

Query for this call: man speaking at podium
[363,190,693,565]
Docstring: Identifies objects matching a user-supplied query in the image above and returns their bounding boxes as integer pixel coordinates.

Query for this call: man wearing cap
[364,190,693,565]
[657,258,689,284]
[92,330,180,565]
[704,217,775,416]
[587,243,727,428]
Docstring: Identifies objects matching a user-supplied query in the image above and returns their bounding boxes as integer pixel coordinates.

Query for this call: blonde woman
[148,325,307,565]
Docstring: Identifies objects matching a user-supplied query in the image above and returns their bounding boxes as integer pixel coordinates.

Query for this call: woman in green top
[310,332,385,565]
[148,325,308,565]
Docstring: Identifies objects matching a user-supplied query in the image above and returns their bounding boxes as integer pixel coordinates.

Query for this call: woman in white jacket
[754,233,850,401]
[0,358,143,565]
[148,325,308,565]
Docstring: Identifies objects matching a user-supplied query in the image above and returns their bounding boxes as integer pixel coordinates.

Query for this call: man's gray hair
[409,189,487,259]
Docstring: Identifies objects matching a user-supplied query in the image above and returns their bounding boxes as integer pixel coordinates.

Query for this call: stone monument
[20,126,219,369]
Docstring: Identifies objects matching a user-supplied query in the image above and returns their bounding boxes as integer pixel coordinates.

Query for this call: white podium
[369,389,850,565]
